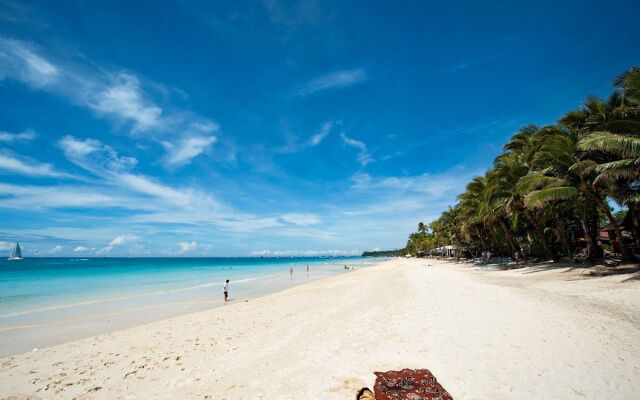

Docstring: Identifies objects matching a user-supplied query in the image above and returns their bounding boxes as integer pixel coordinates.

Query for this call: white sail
[8,242,23,261]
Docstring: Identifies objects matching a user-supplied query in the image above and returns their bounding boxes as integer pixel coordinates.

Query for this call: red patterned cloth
[373,368,453,400]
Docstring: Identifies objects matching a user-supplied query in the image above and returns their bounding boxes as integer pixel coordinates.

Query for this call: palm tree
[458,176,490,254]
[402,66,640,264]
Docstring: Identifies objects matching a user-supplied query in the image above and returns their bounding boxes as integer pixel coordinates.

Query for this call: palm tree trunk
[595,194,634,263]
[499,219,517,258]
[579,216,593,258]
[529,213,554,260]
[556,212,572,259]
[474,226,486,256]
[489,224,501,255]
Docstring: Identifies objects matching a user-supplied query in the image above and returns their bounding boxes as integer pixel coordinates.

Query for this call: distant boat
[8,242,22,261]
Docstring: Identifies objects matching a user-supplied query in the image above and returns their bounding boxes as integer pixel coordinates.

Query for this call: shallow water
[0,257,386,355]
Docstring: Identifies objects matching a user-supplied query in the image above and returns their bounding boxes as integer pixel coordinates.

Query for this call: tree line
[401,66,640,264]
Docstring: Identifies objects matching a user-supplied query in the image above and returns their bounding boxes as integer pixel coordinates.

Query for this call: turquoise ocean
[0,256,387,355]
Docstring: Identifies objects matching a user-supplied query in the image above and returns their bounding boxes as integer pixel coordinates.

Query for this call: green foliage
[361,250,400,257]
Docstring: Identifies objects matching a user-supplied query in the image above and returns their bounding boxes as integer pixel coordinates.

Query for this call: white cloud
[178,241,198,253]
[96,234,140,254]
[0,129,36,142]
[0,152,71,178]
[296,68,367,96]
[90,72,162,132]
[171,241,213,255]
[116,173,218,209]
[96,246,112,254]
[109,234,139,247]
[309,121,332,146]
[0,241,13,251]
[0,37,58,87]
[0,37,221,165]
[340,132,373,166]
[0,136,227,216]
[279,120,334,154]
[59,135,138,173]
[280,213,321,226]
[350,168,477,198]
[49,245,63,254]
[0,182,143,210]
[73,246,91,253]
[162,135,217,167]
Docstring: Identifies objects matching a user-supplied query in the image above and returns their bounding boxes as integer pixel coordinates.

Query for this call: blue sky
[0,0,639,256]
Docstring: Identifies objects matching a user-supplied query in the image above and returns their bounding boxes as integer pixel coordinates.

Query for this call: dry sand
[1,258,639,399]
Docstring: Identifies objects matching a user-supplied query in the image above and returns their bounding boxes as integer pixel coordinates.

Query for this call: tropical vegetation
[362,249,400,257]
[401,66,640,264]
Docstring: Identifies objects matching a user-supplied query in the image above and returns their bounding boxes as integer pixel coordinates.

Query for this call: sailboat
[8,242,23,261]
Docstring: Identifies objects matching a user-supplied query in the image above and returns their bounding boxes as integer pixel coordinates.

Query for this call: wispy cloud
[59,135,138,173]
[0,37,220,163]
[162,134,217,167]
[2,136,242,228]
[0,37,58,87]
[262,0,321,29]
[280,213,321,226]
[0,38,161,133]
[309,121,332,146]
[344,167,481,218]
[58,135,225,211]
[0,152,72,178]
[350,170,474,198]
[296,68,367,97]
[278,120,334,154]
[90,72,162,132]
[0,129,36,142]
[340,132,373,166]
[0,182,140,210]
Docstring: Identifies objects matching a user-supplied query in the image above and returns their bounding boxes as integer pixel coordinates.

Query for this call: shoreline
[0,258,382,357]
[1,258,639,399]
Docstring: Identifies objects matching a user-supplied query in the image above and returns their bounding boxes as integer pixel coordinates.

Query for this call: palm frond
[578,132,640,158]
[524,187,577,208]
[593,159,635,172]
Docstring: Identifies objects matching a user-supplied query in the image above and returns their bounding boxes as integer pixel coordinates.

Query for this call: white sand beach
[1,258,639,399]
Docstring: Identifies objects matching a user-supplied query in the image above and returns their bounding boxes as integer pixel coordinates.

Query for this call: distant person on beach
[306,265,309,272]
[224,279,229,302]
[290,267,293,276]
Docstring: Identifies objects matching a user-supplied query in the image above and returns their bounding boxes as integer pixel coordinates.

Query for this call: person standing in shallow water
[224,279,229,302]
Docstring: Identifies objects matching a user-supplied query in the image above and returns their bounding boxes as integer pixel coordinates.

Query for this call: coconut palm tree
[402,66,640,264]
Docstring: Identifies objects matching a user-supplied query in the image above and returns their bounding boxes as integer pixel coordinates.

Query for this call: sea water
[0,257,387,355]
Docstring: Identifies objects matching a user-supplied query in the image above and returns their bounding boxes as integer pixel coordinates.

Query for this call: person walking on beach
[224,279,229,302]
